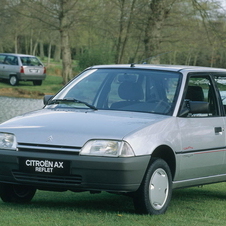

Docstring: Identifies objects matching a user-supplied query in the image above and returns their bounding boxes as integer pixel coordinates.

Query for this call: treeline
[0,0,226,83]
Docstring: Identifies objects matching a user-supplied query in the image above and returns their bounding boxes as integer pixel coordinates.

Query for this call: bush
[76,48,114,70]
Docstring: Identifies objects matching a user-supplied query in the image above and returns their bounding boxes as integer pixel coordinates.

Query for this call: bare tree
[141,0,177,63]
[6,0,83,84]
[114,0,137,63]
[1,0,226,72]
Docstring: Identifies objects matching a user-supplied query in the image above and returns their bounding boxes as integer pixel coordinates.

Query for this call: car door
[176,74,226,182]
[0,54,7,78]
[2,55,18,78]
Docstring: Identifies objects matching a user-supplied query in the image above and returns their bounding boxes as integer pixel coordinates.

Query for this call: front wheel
[0,183,36,203]
[133,158,172,215]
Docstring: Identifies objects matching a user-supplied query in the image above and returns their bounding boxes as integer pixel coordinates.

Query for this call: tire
[9,75,19,86]
[133,158,172,215]
[33,80,42,86]
[0,183,36,203]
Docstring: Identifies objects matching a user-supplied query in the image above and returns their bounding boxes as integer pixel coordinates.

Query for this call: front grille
[17,142,81,155]
[12,171,82,185]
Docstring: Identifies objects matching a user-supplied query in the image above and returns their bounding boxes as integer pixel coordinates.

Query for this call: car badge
[46,135,53,142]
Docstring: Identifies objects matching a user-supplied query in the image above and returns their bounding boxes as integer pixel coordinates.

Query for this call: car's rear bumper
[17,73,46,81]
[0,149,150,192]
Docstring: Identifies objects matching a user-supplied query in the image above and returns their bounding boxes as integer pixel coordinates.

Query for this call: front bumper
[0,149,150,192]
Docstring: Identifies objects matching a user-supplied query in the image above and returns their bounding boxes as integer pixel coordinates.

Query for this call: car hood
[0,109,169,147]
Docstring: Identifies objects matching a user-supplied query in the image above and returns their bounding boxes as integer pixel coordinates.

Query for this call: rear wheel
[0,183,36,203]
[133,158,172,215]
[33,80,42,86]
[9,75,19,86]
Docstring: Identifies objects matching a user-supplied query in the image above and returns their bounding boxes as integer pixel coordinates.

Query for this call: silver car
[0,53,46,86]
[0,64,226,215]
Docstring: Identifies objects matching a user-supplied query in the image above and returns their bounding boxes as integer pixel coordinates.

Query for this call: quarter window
[214,75,226,115]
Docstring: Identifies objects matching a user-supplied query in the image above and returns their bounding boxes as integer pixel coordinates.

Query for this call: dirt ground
[0,88,44,99]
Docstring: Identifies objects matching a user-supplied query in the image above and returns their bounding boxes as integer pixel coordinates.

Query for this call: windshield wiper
[48,98,97,110]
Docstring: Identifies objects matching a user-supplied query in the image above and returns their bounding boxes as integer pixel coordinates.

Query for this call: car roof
[90,64,226,73]
[0,53,37,57]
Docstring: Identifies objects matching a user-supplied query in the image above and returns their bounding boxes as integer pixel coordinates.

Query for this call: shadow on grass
[0,79,33,87]
[172,184,226,202]
[2,184,226,215]
[1,191,135,214]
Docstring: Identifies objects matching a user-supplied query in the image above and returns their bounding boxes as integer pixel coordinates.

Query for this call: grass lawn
[0,63,225,225]
[0,74,64,99]
[0,60,72,98]
[0,183,226,226]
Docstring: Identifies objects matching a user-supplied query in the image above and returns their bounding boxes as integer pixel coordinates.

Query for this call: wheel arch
[151,145,176,179]
[9,73,17,78]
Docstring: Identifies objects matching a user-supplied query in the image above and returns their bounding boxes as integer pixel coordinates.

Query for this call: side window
[182,76,219,117]
[0,55,5,64]
[4,56,12,65]
[3,56,18,65]
[214,75,226,114]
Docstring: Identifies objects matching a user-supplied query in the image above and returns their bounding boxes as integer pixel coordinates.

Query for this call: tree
[6,0,84,84]
[139,0,177,63]
[114,0,137,63]
[1,0,226,73]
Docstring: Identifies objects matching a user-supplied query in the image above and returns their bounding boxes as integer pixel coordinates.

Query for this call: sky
[219,0,226,10]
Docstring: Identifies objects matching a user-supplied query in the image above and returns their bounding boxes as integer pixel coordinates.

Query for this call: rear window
[20,57,42,66]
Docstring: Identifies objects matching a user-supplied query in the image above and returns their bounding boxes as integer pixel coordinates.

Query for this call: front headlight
[0,133,17,150]
[80,140,135,157]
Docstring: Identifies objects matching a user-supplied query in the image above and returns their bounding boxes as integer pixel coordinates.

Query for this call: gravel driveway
[0,96,44,123]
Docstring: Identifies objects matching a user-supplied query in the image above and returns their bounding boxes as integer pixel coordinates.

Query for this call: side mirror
[179,101,209,117]
[189,101,209,113]
[43,95,53,105]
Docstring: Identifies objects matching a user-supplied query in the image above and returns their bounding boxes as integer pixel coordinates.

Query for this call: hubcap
[149,168,169,210]
[10,77,17,85]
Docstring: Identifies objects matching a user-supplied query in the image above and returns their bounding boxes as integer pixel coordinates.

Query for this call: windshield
[48,68,181,115]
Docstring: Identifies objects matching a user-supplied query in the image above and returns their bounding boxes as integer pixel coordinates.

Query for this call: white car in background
[0,64,226,215]
[0,53,46,86]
